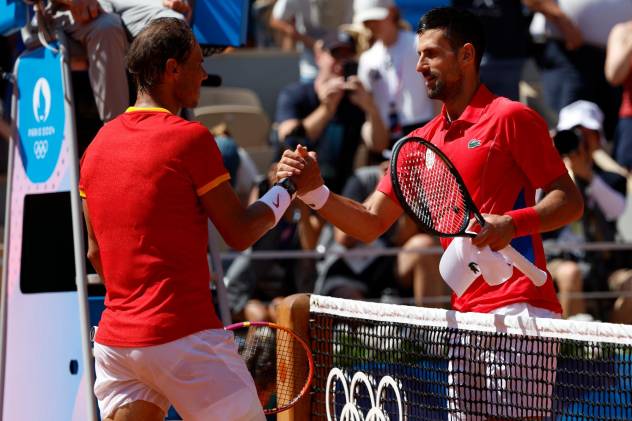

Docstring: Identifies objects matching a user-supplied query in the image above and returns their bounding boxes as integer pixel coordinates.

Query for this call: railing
[219,242,632,305]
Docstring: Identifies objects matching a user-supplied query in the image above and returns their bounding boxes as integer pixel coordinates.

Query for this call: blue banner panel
[0,0,27,36]
[16,45,66,183]
[192,0,248,47]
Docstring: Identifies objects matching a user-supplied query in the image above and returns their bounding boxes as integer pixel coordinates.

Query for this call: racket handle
[500,246,548,287]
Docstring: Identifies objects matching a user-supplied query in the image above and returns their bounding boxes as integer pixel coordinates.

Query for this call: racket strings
[237,326,309,411]
[397,145,469,234]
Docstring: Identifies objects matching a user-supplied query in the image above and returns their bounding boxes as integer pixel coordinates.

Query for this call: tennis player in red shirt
[80,18,297,421]
[279,7,584,420]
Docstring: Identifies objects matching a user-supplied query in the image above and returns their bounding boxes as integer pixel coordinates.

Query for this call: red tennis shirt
[378,85,565,314]
[80,107,229,347]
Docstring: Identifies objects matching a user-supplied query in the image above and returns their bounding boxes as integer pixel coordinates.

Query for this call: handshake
[276,145,330,210]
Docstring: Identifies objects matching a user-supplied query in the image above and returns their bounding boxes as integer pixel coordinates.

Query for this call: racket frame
[390,136,547,287]
[390,136,485,237]
[224,320,315,414]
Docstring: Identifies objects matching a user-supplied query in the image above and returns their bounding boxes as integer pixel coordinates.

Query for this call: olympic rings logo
[326,368,405,421]
[33,140,48,159]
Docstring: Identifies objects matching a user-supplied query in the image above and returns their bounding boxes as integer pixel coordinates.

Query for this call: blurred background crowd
[1,0,632,324]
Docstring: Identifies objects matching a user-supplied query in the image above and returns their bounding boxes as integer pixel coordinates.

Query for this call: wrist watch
[274,177,297,199]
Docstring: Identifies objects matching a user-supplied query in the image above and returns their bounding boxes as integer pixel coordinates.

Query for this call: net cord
[310,295,632,345]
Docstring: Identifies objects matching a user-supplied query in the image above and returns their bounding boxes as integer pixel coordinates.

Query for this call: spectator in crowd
[453,0,532,101]
[546,101,630,323]
[249,0,280,48]
[270,0,354,81]
[98,0,191,38]
[226,162,320,322]
[606,19,632,171]
[50,0,129,122]
[524,0,632,138]
[275,31,389,193]
[316,161,447,306]
[355,0,437,150]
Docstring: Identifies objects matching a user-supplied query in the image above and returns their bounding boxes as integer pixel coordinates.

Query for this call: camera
[553,128,583,156]
[342,60,358,80]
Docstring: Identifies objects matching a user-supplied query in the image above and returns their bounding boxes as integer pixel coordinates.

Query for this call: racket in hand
[390,136,547,286]
[225,321,314,414]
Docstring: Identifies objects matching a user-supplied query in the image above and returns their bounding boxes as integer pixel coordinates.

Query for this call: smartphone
[342,60,358,80]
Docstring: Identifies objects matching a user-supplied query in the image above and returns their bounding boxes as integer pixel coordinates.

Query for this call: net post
[277,293,311,421]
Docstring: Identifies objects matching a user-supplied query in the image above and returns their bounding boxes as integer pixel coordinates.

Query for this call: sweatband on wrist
[505,207,540,237]
[257,185,292,225]
[299,184,330,210]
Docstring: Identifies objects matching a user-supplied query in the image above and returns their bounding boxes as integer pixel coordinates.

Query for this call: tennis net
[308,295,632,420]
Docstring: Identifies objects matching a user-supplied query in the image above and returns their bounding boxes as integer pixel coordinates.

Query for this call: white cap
[353,0,393,24]
[439,237,513,296]
[557,100,604,132]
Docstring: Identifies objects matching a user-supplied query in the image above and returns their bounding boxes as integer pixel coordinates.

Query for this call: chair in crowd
[194,87,275,174]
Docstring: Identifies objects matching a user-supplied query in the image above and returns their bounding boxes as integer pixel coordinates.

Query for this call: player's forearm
[535,174,584,233]
[221,202,276,251]
[317,194,392,244]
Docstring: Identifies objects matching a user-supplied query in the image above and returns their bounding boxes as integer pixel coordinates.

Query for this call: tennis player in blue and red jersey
[278,7,584,420]
[80,18,298,421]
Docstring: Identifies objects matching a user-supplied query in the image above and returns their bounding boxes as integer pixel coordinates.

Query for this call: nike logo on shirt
[273,194,280,208]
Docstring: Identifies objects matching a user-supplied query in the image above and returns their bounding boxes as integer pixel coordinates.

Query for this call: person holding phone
[275,31,389,193]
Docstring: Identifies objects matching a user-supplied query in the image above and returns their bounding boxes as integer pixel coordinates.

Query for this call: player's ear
[459,43,476,68]
[164,57,179,80]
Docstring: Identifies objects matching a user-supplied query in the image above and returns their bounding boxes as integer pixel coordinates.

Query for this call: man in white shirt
[355,0,437,146]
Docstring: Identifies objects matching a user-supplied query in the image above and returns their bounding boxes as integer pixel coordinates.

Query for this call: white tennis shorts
[93,329,266,421]
[447,303,562,421]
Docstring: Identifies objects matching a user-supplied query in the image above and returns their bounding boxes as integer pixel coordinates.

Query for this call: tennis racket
[390,136,547,287]
[225,321,314,414]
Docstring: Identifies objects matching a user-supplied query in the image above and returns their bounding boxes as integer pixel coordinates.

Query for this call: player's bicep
[537,172,584,231]
[506,108,567,188]
[200,179,246,231]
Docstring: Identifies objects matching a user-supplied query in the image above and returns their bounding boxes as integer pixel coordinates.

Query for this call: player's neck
[134,90,181,116]
[444,78,481,123]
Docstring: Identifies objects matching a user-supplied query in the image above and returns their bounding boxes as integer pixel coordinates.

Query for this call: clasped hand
[276,146,324,196]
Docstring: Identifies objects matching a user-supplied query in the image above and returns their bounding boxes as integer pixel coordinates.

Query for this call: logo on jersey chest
[467,139,482,149]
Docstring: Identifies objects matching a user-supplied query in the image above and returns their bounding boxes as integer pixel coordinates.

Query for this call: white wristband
[257,185,292,225]
[299,184,330,210]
